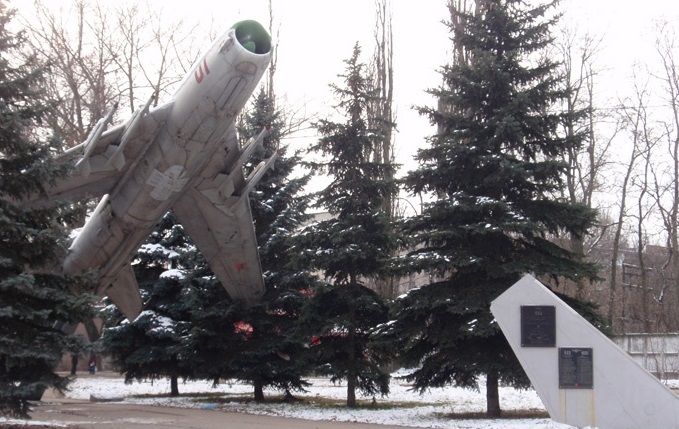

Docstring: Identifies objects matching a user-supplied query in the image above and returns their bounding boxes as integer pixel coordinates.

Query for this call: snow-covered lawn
[63,373,576,428]
[0,417,67,427]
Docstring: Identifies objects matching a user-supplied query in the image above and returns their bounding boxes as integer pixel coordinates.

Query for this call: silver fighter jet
[29,20,275,320]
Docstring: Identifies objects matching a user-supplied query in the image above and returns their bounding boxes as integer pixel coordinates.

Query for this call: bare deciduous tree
[28,0,203,142]
[653,23,679,317]
[555,27,621,300]
[29,0,119,146]
[368,0,395,210]
[609,85,647,330]
[366,0,397,299]
[108,3,145,113]
[629,91,659,332]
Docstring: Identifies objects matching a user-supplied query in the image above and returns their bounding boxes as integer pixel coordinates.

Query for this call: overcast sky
[10,0,679,214]
[160,0,679,178]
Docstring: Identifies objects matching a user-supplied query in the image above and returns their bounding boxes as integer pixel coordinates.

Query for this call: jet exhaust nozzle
[232,20,271,55]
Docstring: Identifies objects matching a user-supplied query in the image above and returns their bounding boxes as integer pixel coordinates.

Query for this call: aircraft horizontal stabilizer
[102,265,143,321]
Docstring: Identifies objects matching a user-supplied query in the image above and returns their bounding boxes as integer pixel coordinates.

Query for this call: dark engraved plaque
[559,348,593,389]
[520,305,556,347]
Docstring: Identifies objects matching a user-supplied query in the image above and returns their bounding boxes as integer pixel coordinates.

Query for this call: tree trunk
[609,107,641,329]
[572,237,587,299]
[347,373,357,408]
[70,354,79,375]
[283,388,295,403]
[486,371,501,418]
[254,380,265,402]
[170,375,179,397]
[637,134,652,333]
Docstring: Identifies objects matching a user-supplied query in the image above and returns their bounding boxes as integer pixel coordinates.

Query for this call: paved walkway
[32,399,417,429]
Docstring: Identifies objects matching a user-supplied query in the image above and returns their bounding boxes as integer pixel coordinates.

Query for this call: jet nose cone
[232,20,271,55]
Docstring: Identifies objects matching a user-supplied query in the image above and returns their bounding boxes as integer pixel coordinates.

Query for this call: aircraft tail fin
[490,274,679,429]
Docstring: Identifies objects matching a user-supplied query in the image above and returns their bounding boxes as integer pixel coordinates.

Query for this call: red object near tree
[233,321,254,339]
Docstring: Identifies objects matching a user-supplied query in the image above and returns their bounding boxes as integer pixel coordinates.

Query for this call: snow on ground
[0,416,67,427]
[64,373,576,429]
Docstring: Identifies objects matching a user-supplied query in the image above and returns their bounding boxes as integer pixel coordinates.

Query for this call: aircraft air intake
[232,20,271,54]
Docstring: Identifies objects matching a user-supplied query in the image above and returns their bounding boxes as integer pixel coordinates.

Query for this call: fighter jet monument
[29,20,274,320]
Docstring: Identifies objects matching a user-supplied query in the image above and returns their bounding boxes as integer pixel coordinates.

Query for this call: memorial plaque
[520,305,556,347]
[559,347,593,389]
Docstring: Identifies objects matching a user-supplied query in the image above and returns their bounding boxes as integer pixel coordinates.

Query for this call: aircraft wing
[173,190,265,304]
[172,126,266,304]
[29,97,173,207]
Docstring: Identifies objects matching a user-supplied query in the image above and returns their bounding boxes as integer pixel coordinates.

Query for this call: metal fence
[613,333,679,380]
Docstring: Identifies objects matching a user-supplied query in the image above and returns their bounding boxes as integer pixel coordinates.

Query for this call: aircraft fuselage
[63,22,272,302]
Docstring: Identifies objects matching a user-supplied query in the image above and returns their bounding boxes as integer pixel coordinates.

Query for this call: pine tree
[0,1,92,417]
[387,0,598,417]
[230,88,316,401]
[100,213,196,396]
[299,43,396,408]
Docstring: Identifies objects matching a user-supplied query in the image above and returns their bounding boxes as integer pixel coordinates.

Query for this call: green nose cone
[232,20,271,55]
[243,41,257,53]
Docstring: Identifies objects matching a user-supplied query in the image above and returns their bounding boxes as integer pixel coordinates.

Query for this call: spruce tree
[100,213,252,395]
[100,213,196,396]
[185,274,246,385]
[387,0,597,417]
[300,283,390,407]
[0,1,92,417]
[299,44,396,408]
[230,88,316,401]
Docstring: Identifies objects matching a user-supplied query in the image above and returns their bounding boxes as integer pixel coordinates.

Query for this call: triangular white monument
[490,274,679,429]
